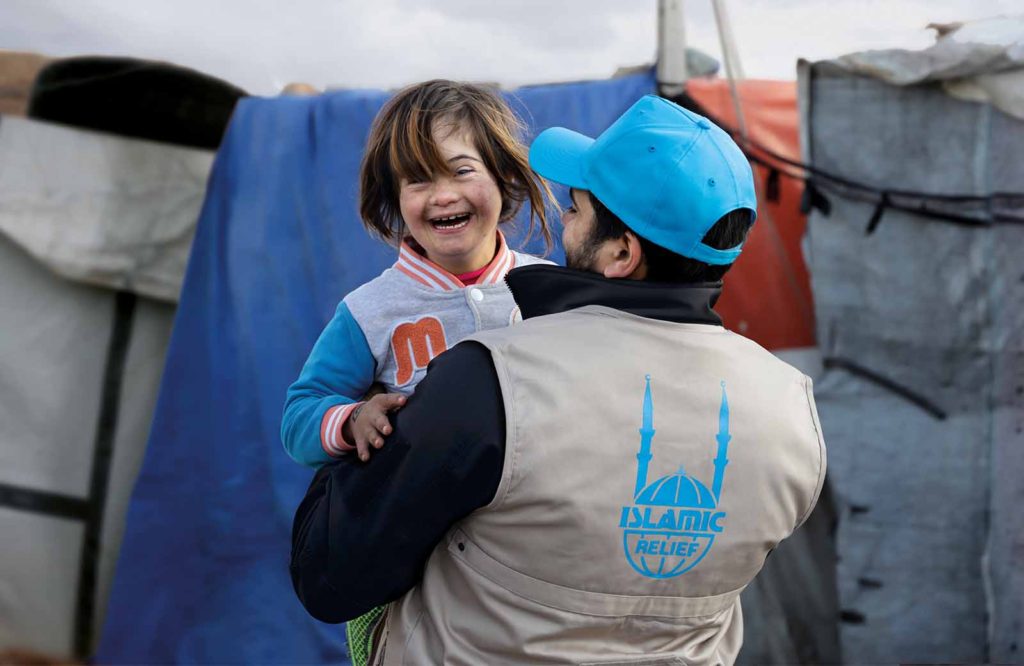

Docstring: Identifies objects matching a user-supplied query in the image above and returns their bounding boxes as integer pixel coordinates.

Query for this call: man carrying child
[290,94,826,666]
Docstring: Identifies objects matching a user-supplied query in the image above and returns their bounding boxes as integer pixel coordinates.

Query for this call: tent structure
[0,113,212,657]
[1,51,836,664]
[799,15,1024,664]
[0,53,229,660]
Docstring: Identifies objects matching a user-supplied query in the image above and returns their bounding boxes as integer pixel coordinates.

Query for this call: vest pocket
[447,528,744,618]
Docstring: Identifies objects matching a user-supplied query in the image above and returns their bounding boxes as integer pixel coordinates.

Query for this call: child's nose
[429,181,459,206]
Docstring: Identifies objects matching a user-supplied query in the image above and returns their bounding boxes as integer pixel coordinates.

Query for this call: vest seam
[570,305,728,333]
[796,374,827,529]
[483,345,518,511]
[399,605,425,665]
[379,595,425,666]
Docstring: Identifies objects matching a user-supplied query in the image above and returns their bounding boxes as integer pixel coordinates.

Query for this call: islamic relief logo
[619,376,731,578]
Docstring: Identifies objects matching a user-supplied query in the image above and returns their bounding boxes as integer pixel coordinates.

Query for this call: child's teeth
[433,214,470,228]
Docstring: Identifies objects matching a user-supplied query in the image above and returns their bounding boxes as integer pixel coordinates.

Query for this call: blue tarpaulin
[98,70,656,664]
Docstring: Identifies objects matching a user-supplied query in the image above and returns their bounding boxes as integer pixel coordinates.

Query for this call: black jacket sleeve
[289,341,506,623]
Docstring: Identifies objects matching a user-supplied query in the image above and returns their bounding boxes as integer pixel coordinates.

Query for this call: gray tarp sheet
[800,61,1024,664]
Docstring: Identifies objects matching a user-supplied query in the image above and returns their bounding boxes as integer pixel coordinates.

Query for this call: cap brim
[528,127,594,190]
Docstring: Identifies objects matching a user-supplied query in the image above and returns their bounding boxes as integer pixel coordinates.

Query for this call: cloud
[0,0,658,92]
[2,0,1021,94]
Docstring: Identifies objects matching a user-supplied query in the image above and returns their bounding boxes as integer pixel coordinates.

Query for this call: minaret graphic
[623,378,733,579]
[711,381,731,502]
[634,375,655,498]
[631,378,732,506]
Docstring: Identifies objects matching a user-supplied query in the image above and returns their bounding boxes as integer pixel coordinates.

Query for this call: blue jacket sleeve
[281,301,377,467]
[289,342,506,622]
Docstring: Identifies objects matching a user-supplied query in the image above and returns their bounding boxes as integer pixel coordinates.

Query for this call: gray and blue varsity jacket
[281,234,549,466]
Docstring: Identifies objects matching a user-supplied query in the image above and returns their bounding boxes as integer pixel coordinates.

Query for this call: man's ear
[602,231,647,280]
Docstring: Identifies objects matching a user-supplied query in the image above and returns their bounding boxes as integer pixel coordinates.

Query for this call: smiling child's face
[397,121,503,275]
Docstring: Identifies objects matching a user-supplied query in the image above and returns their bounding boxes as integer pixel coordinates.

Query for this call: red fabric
[686,79,816,350]
[456,265,489,285]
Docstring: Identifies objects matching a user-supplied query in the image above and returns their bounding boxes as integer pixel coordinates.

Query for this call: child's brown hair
[359,79,554,251]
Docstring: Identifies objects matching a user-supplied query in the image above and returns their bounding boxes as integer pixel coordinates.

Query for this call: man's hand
[342,393,407,462]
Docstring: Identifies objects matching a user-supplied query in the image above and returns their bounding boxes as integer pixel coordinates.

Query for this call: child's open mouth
[430,213,471,230]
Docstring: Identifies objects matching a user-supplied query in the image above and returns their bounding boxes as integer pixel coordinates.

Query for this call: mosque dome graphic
[619,376,731,579]
[634,468,717,509]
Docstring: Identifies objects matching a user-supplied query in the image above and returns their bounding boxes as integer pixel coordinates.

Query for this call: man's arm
[289,341,506,623]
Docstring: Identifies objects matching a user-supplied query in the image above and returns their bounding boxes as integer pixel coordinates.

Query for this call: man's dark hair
[588,192,752,283]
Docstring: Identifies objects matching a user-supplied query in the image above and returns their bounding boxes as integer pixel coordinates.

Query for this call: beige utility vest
[375,306,826,666]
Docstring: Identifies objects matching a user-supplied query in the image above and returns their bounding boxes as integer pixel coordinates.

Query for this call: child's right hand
[342,393,407,462]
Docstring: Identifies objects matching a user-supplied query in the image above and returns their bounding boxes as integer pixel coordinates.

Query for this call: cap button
[697,119,711,130]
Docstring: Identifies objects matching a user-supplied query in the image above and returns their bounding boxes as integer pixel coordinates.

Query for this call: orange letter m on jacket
[391,317,448,387]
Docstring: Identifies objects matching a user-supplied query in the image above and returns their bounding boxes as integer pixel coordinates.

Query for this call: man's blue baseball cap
[529,95,757,265]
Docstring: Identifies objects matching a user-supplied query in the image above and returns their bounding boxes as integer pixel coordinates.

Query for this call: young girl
[280,80,554,664]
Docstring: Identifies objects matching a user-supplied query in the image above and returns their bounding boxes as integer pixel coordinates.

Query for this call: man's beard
[564,230,604,272]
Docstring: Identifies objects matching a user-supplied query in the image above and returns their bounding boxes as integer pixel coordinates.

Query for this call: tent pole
[657,0,689,98]
[711,0,748,140]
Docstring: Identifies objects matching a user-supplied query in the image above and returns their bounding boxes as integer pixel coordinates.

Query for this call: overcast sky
[1,0,1020,95]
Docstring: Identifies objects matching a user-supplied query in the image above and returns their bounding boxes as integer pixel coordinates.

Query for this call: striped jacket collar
[394,231,516,292]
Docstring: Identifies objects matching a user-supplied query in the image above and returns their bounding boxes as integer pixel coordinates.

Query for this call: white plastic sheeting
[0,115,212,303]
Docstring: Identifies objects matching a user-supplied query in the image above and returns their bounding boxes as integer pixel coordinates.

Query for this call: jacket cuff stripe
[320,403,360,456]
